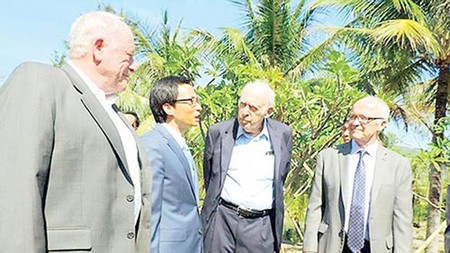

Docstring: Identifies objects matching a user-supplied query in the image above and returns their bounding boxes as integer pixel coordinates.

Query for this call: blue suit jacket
[141,124,202,253]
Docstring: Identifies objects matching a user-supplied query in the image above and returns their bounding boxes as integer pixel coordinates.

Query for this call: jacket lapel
[219,120,238,187]
[370,145,389,209]
[61,64,133,185]
[156,125,198,202]
[267,119,282,185]
[339,143,351,215]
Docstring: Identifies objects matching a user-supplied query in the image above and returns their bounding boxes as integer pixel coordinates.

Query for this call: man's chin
[116,84,128,93]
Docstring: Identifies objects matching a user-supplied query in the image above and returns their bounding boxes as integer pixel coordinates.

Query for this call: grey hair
[241,80,276,108]
[68,11,122,59]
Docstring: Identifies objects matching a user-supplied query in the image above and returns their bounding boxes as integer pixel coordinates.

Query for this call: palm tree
[190,0,332,86]
[311,0,450,251]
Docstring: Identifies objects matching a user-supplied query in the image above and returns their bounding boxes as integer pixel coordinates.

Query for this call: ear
[265,106,274,118]
[162,103,175,117]
[93,39,104,65]
[378,120,387,131]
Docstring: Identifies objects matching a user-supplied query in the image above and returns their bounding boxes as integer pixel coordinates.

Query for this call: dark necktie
[347,150,366,252]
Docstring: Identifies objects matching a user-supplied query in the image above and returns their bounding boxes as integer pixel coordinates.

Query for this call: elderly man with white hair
[202,80,293,253]
[303,96,413,253]
[0,11,151,252]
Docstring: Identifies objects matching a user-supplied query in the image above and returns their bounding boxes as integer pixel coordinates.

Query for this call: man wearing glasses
[141,76,203,253]
[303,96,413,253]
[202,80,293,253]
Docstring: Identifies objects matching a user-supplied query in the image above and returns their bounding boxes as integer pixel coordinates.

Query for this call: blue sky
[0,0,241,82]
[0,0,430,149]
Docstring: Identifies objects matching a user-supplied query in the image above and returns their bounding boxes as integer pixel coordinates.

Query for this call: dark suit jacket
[303,142,413,253]
[141,124,202,253]
[202,118,293,252]
[0,62,151,252]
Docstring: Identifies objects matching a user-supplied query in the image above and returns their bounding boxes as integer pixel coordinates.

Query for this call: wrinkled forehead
[351,99,379,115]
[240,87,269,107]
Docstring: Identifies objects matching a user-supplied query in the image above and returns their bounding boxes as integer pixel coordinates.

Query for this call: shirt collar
[161,123,187,149]
[237,119,270,141]
[350,139,378,157]
[67,61,116,105]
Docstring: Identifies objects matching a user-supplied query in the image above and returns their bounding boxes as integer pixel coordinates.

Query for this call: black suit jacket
[202,118,293,252]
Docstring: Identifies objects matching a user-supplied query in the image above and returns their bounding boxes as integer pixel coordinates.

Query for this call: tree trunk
[425,66,449,253]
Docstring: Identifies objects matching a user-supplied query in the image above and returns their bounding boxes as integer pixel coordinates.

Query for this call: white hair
[68,11,123,59]
[241,80,276,107]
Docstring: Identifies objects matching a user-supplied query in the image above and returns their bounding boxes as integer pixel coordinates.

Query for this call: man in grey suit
[303,96,413,253]
[202,80,293,253]
[141,76,203,253]
[0,11,151,252]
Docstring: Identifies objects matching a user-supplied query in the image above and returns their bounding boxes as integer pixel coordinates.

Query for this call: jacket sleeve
[203,128,214,191]
[0,63,55,252]
[142,136,165,253]
[393,157,413,253]
[303,151,326,252]
[282,127,293,183]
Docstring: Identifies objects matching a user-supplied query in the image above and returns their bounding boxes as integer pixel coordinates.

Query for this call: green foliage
[92,1,449,247]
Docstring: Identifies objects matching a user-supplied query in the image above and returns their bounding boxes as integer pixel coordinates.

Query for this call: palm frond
[370,19,441,54]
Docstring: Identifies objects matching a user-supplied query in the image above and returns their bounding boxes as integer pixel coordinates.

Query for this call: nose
[240,109,250,118]
[129,61,138,72]
[241,104,251,114]
[351,117,361,126]
[195,101,202,111]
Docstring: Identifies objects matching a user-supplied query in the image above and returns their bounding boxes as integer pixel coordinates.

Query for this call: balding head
[349,96,390,147]
[352,96,390,120]
[68,11,130,59]
[237,80,275,137]
[67,11,136,95]
[240,80,275,108]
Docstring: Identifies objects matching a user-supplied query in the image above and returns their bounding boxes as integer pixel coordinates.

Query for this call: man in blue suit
[141,76,203,253]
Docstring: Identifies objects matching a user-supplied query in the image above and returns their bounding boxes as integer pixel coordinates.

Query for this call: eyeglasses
[238,100,261,112]
[174,97,200,107]
[347,114,385,125]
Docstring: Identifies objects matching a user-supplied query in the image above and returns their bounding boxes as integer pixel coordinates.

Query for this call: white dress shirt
[344,139,378,240]
[68,61,141,223]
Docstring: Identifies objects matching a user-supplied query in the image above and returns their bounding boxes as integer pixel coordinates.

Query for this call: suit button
[126,195,134,202]
[127,231,135,239]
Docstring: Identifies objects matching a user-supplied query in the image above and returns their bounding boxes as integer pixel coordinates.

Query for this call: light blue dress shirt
[221,120,275,210]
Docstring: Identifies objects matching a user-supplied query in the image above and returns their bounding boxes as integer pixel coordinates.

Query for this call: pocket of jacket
[161,228,187,242]
[47,228,91,251]
[318,222,329,234]
[385,234,393,249]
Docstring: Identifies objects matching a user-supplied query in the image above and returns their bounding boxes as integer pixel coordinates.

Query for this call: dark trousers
[342,236,371,253]
[204,204,274,253]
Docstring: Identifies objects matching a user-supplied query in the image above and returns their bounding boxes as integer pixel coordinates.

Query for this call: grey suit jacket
[303,142,413,253]
[0,62,151,252]
[445,186,450,253]
[141,124,202,253]
[202,119,293,252]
